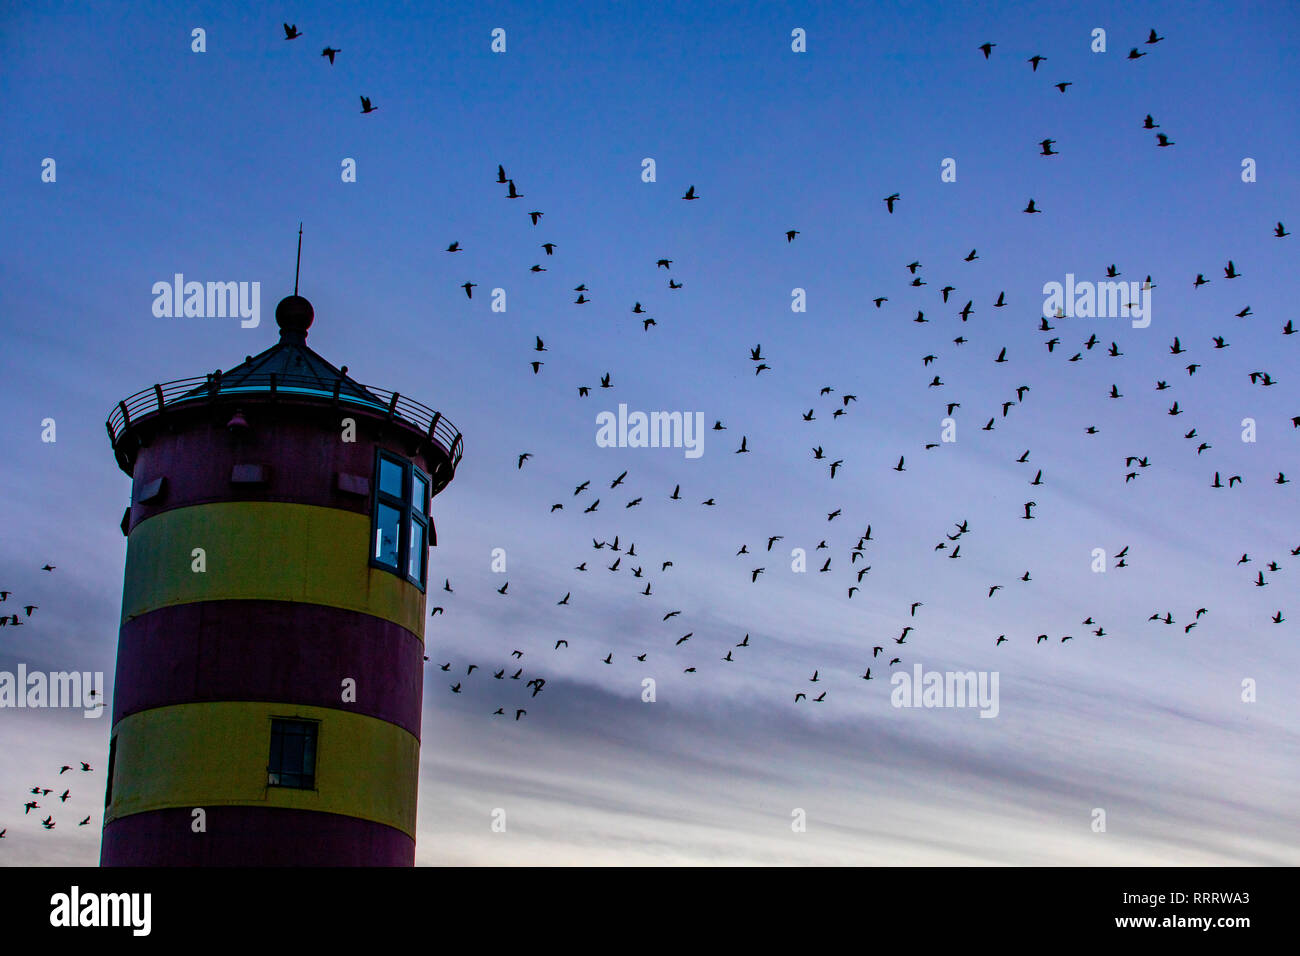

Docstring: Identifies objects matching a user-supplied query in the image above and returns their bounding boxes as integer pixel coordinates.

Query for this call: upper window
[378,456,404,499]
[371,450,430,589]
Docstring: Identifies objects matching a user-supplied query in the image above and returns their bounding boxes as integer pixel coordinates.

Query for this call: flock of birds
[279,21,377,113]
[1,567,101,844]
[419,25,1293,717]
[16,763,97,835]
[5,25,1293,852]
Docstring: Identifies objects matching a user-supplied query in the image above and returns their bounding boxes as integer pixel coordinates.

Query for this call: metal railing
[106,372,463,470]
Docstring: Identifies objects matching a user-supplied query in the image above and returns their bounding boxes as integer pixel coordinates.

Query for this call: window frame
[105,735,117,808]
[266,717,320,791]
[369,448,430,590]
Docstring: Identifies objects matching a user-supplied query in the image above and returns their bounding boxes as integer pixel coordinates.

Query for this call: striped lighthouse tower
[100,291,462,865]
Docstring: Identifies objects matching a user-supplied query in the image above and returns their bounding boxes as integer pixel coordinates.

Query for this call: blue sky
[1,0,1297,864]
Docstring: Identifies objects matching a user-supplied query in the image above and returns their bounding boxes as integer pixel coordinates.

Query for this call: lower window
[267,718,318,789]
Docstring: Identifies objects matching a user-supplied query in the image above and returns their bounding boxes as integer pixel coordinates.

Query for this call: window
[267,718,318,789]
[407,520,426,581]
[105,736,117,808]
[374,501,401,569]
[378,456,404,499]
[371,450,430,589]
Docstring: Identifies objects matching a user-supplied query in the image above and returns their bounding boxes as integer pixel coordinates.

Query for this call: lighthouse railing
[107,374,462,470]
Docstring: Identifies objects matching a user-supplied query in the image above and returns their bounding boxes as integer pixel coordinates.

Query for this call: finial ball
[275,295,314,334]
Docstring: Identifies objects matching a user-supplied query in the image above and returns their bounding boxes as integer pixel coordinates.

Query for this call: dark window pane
[378,456,404,499]
[283,732,304,770]
[374,502,401,567]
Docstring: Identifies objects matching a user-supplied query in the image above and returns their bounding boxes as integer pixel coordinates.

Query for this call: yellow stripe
[107,702,419,837]
[122,502,424,637]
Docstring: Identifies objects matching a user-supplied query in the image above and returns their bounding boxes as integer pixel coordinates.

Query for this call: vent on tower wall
[135,476,166,503]
[337,472,370,497]
[231,464,270,485]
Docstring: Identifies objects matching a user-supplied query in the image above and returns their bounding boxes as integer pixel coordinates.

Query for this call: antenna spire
[294,222,303,295]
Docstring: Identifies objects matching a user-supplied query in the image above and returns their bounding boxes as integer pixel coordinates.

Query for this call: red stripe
[101,806,414,866]
[110,601,424,738]
[125,413,443,533]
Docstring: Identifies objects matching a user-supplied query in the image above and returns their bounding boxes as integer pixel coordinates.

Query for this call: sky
[1,0,1297,865]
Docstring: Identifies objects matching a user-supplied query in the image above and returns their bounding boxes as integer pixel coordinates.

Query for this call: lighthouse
[99,291,462,865]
